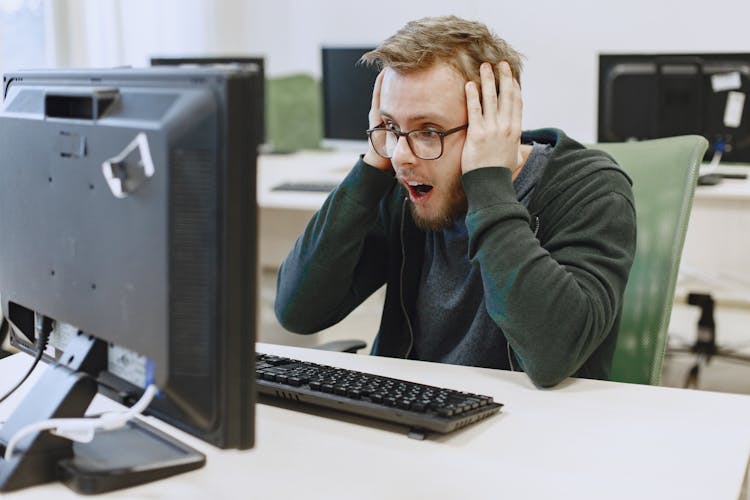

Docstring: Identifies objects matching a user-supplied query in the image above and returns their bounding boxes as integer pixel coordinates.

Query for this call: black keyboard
[271,181,338,193]
[256,353,503,438]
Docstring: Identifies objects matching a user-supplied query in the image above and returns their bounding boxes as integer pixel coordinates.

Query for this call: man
[275,15,636,388]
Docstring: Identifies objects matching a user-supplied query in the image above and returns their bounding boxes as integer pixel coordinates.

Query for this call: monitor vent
[169,148,217,378]
[4,88,45,114]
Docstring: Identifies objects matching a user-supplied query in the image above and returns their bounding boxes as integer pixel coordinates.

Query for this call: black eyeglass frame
[366,123,468,160]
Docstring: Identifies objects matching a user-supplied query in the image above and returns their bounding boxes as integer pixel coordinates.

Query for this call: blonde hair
[360,15,524,91]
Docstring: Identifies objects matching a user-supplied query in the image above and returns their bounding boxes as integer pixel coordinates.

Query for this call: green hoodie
[275,129,636,388]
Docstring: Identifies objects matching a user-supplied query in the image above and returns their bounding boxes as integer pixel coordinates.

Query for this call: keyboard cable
[0,316,53,405]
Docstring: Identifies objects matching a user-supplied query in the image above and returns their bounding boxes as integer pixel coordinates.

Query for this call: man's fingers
[364,69,393,170]
[465,81,482,124]
[510,77,523,133]
[369,69,385,128]
[479,62,497,116]
[497,61,515,123]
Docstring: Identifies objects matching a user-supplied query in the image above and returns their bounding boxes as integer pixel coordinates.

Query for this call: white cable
[3,384,158,461]
[709,149,724,170]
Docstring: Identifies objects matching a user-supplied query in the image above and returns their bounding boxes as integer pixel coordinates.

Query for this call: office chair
[594,135,707,385]
[265,74,323,153]
[317,135,708,386]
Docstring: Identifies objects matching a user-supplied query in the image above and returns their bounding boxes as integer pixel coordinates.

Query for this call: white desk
[255,150,383,348]
[258,150,358,269]
[2,343,750,500]
[677,165,750,306]
[258,150,357,211]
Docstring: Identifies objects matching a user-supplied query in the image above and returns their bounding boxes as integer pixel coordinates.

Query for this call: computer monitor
[150,56,265,147]
[598,53,750,163]
[321,46,378,149]
[0,66,260,493]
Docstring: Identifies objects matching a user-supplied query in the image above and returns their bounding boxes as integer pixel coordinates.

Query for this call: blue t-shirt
[411,142,552,368]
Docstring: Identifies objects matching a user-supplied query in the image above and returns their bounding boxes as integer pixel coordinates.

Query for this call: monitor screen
[151,56,265,147]
[598,53,750,163]
[321,47,378,148]
[0,66,259,492]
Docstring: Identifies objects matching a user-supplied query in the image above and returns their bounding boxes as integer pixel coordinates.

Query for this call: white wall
[235,0,750,142]
[42,0,750,143]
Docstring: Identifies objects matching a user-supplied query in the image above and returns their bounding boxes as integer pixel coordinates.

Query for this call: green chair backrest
[265,74,323,153]
[591,136,708,385]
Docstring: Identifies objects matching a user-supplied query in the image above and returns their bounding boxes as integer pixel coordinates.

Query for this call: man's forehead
[381,64,464,89]
[379,64,466,124]
[380,110,449,123]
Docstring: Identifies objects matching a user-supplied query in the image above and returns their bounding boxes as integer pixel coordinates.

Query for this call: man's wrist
[363,150,392,172]
[462,167,517,210]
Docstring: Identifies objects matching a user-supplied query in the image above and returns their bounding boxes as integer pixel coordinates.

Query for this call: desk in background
[256,150,382,348]
[1,343,749,499]
[678,165,750,306]
[258,150,357,269]
[258,151,750,304]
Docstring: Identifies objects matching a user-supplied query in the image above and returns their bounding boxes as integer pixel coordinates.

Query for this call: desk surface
[258,151,750,305]
[2,343,750,499]
[694,164,750,201]
[258,150,750,210]
[258,150,359,211]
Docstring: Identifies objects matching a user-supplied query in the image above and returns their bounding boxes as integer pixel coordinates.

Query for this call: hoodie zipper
[399,197,415,359]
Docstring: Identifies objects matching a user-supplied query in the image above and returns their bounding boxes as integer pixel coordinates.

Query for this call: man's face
[379,63,468,231]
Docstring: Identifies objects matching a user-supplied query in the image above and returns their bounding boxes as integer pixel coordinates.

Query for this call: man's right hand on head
[461,61,523,175]
[364,69,393,172]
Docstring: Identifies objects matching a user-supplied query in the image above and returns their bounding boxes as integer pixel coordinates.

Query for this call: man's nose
[391,134,416,165]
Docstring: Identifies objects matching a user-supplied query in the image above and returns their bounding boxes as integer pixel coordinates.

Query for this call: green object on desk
[595,135,708,385]
[266,74,323,153]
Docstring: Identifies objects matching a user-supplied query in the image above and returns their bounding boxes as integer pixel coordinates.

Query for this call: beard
[409,177,468,232]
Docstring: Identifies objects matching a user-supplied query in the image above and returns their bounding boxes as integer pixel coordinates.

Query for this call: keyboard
[256,353,503,439]
[271,181,338,193]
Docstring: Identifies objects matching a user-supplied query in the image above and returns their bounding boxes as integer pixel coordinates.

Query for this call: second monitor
[321,46,378,148]
[598,53,750,163]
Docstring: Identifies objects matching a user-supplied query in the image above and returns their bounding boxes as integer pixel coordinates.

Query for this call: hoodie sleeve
[462,164,636,387]
[274,158,397,334]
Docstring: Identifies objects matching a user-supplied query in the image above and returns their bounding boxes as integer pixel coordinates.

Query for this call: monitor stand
[0,332,205,494]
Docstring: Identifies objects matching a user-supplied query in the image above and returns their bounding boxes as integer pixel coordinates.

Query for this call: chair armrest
[314,339,368,353]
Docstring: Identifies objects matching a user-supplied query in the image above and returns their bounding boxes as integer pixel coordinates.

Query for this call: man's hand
[363,69,392,171]
[461,61,523,174]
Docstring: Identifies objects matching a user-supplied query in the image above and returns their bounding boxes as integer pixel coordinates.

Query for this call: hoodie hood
[521,128,633,215]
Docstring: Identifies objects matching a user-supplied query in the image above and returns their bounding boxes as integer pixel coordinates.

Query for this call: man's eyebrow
[379,111,449,125]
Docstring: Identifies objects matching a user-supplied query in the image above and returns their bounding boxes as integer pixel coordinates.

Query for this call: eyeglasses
[366,123,468,160]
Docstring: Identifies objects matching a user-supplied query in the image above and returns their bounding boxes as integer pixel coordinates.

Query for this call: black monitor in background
[151,56,265,147]
[598,53,750,163]
[0,66,259,493]
[321,47,378,147]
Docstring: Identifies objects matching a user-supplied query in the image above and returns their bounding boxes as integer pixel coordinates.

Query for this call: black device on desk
[697,171,748,185]
[271,181,338,193]
[598,53,750,163]
[698,173,724,185]
[0,66,260,493]
[256,352,503,440]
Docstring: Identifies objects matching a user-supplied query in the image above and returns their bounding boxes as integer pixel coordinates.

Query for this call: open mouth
[406,181,433,199]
